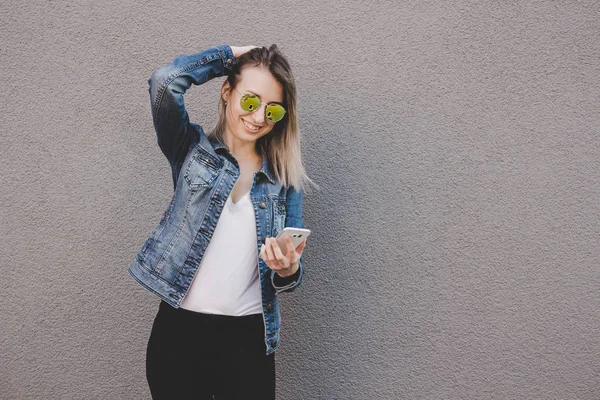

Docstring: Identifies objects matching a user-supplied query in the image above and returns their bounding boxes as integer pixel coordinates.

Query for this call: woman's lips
[242,119,262,132]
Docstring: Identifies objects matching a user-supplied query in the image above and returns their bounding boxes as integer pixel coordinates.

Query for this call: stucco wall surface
[1,1,599,399]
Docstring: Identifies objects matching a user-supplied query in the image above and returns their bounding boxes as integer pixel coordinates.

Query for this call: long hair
[208,45,316,192]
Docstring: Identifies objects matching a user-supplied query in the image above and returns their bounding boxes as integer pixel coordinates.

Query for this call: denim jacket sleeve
[271,185,306,293]
[147,44,235,189]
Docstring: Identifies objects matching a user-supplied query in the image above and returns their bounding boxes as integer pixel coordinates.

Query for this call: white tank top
[179,190,263,316]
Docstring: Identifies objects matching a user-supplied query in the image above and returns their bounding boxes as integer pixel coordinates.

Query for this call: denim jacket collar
[210,138,276,185]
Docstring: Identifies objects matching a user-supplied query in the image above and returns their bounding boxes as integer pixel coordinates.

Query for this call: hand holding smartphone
[275,227,311,250]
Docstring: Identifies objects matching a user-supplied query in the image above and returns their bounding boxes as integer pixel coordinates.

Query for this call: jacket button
[270,340,277,347]
[226,58,233,66]
[259,201,266,209]
[266,303,273,312]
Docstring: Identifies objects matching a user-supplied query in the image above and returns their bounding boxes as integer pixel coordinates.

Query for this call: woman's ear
[221,81,231,104]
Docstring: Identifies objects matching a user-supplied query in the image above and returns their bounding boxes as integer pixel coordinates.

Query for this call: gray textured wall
[2,1,599,399]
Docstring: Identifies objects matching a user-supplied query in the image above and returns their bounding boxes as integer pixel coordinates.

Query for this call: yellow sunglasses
[235,89,286,123]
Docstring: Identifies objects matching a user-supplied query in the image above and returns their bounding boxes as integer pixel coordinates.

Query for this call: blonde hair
[208,45,317,192]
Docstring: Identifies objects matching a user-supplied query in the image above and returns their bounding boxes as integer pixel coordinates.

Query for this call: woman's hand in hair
[260,236,307,278]
[230,45,259,58]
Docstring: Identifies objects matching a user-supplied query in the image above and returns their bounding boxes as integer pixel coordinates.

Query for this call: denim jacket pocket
[184,148,221,189]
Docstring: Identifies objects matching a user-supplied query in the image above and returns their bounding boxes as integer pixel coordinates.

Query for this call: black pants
[146,300,275,399]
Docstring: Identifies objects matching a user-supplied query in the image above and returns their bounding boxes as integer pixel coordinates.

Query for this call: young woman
[128,44,314,399]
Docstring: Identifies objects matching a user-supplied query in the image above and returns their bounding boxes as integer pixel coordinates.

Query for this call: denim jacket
[128,44,305,355]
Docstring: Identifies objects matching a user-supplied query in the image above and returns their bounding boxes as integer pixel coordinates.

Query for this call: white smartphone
[276,227,311,250]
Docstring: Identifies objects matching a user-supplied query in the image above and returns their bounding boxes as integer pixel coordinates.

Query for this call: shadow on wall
[277,86,419,398]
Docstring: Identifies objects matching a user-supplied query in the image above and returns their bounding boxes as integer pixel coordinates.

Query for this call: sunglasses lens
[240,94,260,112]
[265,104,286,122]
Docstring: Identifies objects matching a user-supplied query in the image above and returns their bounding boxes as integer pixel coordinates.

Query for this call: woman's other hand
[230,45,259,58]
[260,236,307,278]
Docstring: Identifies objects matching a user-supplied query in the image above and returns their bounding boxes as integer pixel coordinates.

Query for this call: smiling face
[221,65,284,146]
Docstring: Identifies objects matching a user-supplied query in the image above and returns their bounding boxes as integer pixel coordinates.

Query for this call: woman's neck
[222,130,260,163]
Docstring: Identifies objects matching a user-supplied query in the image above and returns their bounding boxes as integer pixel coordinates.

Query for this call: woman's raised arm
[147,44,235,168]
